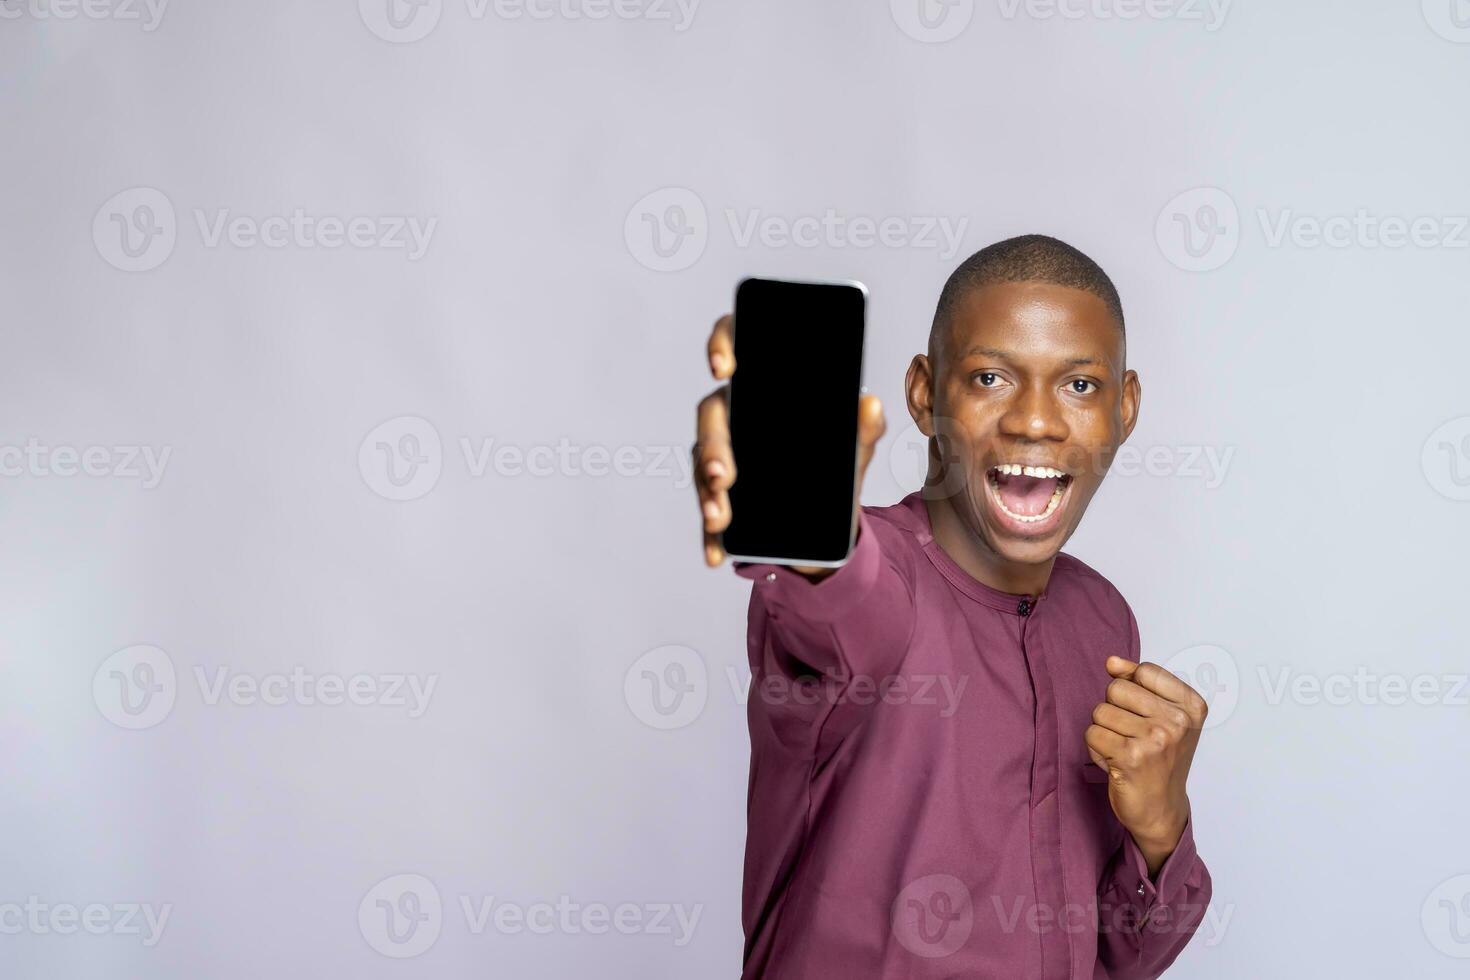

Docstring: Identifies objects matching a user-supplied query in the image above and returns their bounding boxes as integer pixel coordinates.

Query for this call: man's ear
[905,354,935,436]
[1120,368,1142,443]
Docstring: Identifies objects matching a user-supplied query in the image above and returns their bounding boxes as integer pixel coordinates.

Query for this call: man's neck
[923,493,1056,597]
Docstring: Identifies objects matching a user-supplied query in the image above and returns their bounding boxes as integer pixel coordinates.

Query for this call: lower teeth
[992,479,1066,523]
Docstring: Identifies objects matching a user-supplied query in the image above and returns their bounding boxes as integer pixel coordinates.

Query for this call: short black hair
[929,234,1124,357]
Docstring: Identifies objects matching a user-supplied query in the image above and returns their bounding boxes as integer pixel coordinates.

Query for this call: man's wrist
[1128,806,1189,879]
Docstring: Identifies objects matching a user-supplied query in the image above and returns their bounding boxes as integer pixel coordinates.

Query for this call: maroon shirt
[734,493,1211,979]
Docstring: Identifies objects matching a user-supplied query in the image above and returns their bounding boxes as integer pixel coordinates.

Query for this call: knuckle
[1189,693,1209,720]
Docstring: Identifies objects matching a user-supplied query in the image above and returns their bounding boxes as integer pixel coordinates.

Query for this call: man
[693,236,1212,979]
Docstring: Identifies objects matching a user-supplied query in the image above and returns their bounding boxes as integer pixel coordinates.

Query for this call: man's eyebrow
[963,345,1102,368]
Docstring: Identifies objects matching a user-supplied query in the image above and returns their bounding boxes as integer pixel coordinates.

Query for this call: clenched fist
[1085,656,1207,876]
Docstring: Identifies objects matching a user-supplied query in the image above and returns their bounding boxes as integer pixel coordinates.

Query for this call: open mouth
[984,463,1073,532]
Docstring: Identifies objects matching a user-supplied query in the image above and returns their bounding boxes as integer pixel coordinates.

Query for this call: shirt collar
[900,492,1048,614]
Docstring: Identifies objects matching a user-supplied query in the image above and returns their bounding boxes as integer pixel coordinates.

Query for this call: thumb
[855,395,886,487]
[1104,655,1137,680]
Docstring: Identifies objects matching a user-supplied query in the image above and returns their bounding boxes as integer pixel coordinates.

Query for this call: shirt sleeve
[1094,818,1213,979]
[733,511,916,727]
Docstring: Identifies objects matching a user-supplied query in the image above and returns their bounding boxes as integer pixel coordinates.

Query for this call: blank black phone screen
[722,277,866,565]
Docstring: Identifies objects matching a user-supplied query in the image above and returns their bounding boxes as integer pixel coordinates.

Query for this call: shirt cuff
[733,511,879,625]
[1113,817,1200,921]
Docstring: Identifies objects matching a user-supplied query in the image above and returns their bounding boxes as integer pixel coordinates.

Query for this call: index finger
[1110,657,1195,705]
[695,387,733,490]
[708,315,734,379]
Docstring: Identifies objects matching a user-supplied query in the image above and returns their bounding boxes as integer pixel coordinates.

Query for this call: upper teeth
[994,464,1065,478]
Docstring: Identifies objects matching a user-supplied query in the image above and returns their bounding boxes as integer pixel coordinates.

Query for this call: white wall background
[2,0,1469,976]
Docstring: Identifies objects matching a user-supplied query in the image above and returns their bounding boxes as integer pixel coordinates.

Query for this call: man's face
[908,280,1140,567]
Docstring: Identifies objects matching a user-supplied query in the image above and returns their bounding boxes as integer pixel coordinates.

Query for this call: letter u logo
[110,205,164,259]
[641,204,696,259]
[641,662,694,716]
[1442,893,1470,944]
[914,0,960,28]
[1172,204,1226,259]
[111,662,162,716]
[1440,435,1470,487]
[376,434,429,487]
[378,890,428,944]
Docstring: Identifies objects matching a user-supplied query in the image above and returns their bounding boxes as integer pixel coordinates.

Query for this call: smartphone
[721,276,867,567]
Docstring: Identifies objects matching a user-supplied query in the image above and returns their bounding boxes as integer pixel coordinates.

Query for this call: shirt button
[1136,882,1147,897]
[765,572,777,583]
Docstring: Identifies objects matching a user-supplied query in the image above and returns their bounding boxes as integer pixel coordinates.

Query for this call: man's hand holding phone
[694,309,886,579]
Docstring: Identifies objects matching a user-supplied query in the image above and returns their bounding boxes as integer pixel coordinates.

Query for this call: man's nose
[998,384,1069,441]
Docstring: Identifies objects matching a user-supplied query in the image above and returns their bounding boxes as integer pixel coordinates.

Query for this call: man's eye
[976,372,999,387]
[1068,379,1098,394]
